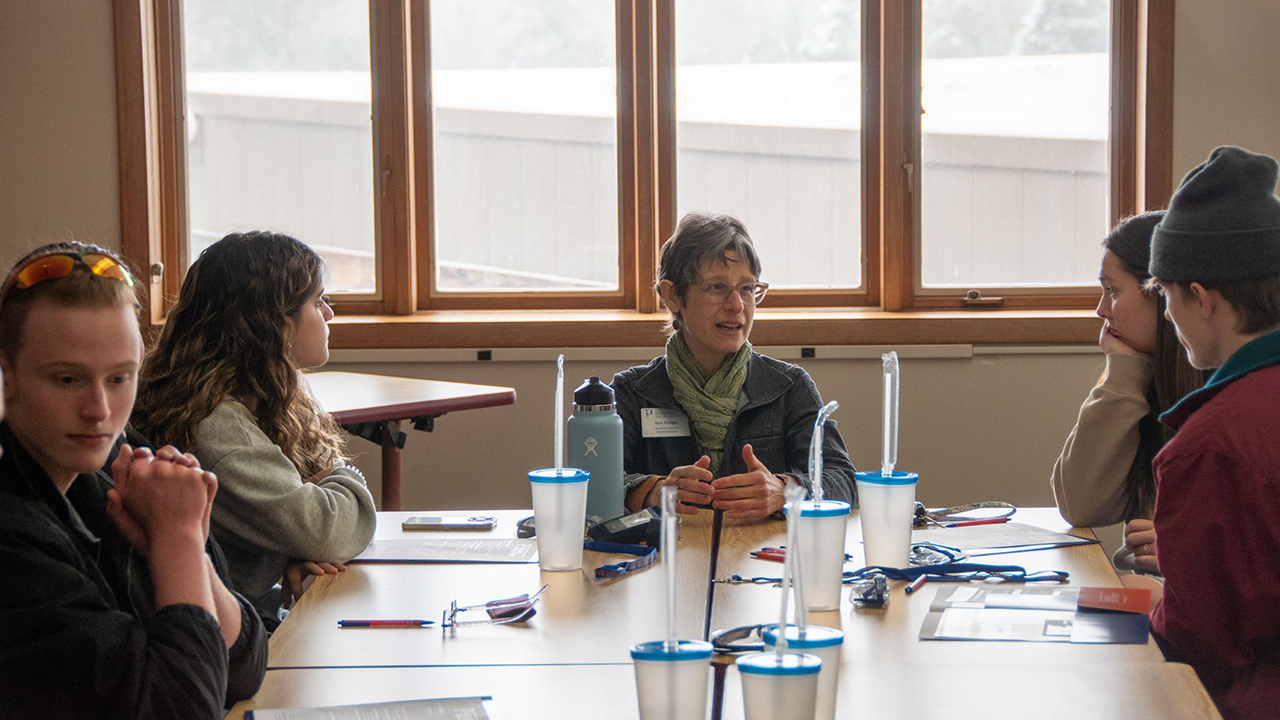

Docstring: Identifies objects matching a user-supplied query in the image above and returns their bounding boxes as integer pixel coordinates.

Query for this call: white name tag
[641,408,692,438]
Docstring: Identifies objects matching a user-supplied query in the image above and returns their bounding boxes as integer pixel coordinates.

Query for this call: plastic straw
[808,400,839,503]
[768,532,788,655]
[881,351,899,476]
[554,354,565,475]
[662,486,678,652]
[784,484,808,635]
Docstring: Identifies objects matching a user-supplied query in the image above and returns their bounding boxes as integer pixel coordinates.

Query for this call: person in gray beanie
[1144,145,1280,719]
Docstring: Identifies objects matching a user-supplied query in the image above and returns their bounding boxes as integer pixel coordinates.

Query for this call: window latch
[960,289,1004,309]
[903,161,914,193]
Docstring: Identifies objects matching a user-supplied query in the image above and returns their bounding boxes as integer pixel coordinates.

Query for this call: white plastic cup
[630,640,713,720]
[528,468,590,571]
[854,471,918,568]
[737,651,822,720]
[762,625,843,720]
[796,500,851,611]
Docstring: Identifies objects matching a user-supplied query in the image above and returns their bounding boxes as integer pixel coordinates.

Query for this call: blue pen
[338,619,434,628]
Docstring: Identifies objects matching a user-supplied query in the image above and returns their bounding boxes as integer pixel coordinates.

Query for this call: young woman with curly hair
[133,232,375,631]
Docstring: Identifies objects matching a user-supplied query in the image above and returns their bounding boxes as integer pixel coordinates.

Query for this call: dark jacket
[1152,330,1280,719]
[612,352,857,506]
[0,424,268,720]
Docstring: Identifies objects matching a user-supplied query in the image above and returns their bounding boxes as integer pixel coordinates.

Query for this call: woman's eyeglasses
[695,281,769,306]
[2,252,135,302]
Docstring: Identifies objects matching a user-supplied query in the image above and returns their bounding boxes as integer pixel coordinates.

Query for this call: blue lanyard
[585,541,657,580]
[717,562,1069,585]
[848,563,1070,583]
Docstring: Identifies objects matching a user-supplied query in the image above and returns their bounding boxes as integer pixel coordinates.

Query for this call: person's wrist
[645,476,668,507]
[147,524,207,552]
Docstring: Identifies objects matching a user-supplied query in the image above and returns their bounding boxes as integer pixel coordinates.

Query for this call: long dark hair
[133,232,347,479]
[1102,213,1205,517]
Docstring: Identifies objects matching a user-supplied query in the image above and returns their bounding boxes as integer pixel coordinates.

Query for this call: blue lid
[854,470,918,486]
[736,651,822,676]
[529,468,591,484]
[630,639,714,661]
[762,624,844,649]
[793,500,851,518]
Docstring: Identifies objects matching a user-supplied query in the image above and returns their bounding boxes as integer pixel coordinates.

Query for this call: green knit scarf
[665,333,752,475]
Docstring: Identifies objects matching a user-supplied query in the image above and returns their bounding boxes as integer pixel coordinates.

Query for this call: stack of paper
[919,586,1152,644]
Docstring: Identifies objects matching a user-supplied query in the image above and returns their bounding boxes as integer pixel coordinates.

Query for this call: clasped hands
[648,444,786,521]
[105,443,342,608]
[105,444,217,558]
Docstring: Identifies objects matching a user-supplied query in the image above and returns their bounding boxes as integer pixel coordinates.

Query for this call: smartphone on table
[401,515,498,531]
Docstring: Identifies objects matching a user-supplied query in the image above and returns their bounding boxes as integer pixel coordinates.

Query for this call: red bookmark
[945,517,1011,528]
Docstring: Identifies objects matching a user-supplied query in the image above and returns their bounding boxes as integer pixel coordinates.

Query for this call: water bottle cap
[573,376,615,406]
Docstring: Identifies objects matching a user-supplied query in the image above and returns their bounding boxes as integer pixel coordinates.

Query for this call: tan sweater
[1052,353,1158,572]
[194,399,377,628]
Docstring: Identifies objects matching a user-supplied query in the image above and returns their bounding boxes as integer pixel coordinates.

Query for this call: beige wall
[2,1,1280,557]
[0,0,122,259]
[324,347,1102,512]
[1172,0,1280,179]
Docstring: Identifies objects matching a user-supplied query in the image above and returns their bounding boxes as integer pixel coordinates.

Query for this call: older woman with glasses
[612,212,856,520]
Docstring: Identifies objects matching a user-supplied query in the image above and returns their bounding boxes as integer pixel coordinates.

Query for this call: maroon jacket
[1152,330,1280,720]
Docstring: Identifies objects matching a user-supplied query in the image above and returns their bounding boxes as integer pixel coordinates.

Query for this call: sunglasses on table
[441,584,549,632]
[1,252,136,303]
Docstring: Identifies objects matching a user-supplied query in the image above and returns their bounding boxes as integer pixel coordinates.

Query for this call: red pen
[905,575,928,594]
[751,547,787,563]
[338,619,434,628]
[944,517,1011,528]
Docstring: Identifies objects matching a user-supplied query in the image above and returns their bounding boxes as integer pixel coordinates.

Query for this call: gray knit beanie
[1150,146,1280,282]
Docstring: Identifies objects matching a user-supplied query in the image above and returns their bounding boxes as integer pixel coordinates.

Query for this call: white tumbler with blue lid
[854,470,918,568]
[795,500,850,611]
[737,651,822,720]
[629,639,713,720]
[528,468,590,571]
[762,625,843,720]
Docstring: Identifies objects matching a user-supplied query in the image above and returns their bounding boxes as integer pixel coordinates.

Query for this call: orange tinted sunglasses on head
[3,252,135,299]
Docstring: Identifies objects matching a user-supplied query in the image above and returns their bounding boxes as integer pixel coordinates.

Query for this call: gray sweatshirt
[193,400,377,628]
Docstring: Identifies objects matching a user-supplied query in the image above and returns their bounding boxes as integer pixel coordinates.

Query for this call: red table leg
[380,419,402,511]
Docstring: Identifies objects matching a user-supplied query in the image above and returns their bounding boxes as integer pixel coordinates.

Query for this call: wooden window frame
[881,0,1175,312]
[114,0,1173,346]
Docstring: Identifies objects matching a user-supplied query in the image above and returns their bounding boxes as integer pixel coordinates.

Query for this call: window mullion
[879,0,918,312]
[410,0,436,311]
[370,0,416,314]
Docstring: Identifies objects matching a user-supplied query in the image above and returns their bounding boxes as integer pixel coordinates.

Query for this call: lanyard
[848,562,1070,583]
[716,562,1069,585]
[584,541,657,580]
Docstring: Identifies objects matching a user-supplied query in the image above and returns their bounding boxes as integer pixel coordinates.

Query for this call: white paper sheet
[933,608,1076,642]
[247,696,489,719]
[352,539,538,564]
[911,522,1095,552]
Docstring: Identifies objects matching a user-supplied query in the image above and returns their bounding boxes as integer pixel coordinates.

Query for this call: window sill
[329,308,1100,348]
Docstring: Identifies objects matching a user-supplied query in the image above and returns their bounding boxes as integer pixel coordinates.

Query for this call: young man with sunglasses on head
[0,243,267,719]
[1145,147,1280,719]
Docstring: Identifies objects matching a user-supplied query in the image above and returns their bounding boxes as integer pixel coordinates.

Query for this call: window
[673,0,864,292]
[181,0,377,295]
[115,0,1173,343]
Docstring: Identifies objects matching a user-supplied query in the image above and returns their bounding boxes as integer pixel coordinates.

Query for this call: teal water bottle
[567,376,625,522]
